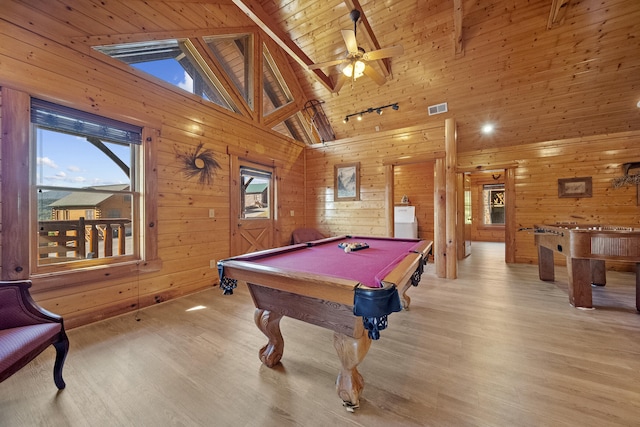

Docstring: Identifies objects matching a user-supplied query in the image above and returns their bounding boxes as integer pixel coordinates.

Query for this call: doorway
[230,160,275,255]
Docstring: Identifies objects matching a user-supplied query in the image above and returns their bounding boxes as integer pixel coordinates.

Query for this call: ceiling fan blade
[341,29,358,54]
[333,73,347,93]
[362,45,404,61]
[308,58,348,70]
[363,64,387,85]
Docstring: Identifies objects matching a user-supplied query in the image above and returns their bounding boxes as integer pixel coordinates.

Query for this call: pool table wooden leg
[254,308,284,368]
[398,283,412,309]
[333,329,372,409]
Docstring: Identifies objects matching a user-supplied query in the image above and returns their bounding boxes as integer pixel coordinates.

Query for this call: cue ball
[345,247,351,253]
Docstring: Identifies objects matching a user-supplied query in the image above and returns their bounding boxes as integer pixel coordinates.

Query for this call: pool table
[217,235,432,410]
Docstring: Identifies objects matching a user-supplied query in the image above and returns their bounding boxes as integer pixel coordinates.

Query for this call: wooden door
[230,160,274,255]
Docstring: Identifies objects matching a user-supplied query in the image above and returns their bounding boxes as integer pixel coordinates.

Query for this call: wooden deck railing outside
[38,217,131,263]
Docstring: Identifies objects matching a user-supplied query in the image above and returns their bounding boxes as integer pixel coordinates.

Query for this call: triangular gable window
[262,45,293,116]
[203,34,253,110]
[272,112,315,145]
[94,39,238,112]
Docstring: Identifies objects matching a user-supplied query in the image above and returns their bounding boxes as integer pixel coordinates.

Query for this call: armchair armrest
[0,280,68,389]
[0,280,62,330]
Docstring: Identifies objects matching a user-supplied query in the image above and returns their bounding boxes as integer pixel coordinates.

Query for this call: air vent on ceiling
[428,102,448,116]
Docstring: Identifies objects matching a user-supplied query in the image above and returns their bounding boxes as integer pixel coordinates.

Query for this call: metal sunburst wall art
[175,142,221,186]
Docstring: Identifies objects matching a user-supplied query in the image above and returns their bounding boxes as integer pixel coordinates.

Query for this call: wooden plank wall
[0,11,307,328]
[394,163,435,241]
[306,127,640,271]
[459,131,640,269]
[305,124,445,237]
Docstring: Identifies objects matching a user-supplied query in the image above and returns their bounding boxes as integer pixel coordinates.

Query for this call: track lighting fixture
[343,103,399,124]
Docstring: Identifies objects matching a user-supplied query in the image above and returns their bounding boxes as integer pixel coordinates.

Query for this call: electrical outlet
[209,209,215,218]
[209,260,216,269]
[290,210,295,217]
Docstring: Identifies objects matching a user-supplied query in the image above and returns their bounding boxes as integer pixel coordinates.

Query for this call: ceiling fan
[308,9,404,90]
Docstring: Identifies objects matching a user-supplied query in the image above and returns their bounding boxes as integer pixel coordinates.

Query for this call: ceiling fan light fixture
[342,63,354,78]
[353,60,365,78]
[342,60,365,79]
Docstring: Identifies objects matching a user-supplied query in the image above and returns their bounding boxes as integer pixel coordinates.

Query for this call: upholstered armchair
[0,280,69,389]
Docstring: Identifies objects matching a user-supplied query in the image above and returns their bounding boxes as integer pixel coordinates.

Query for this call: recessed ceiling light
[481,123,494,134]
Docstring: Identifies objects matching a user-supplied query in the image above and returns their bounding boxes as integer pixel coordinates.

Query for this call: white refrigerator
[394,206,418,238]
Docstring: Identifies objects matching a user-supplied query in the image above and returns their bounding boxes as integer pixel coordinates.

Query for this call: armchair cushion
[0,280,69,389]
[0,324,62,375]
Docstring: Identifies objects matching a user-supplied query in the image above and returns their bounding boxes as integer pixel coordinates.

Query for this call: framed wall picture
[558,177,592,198]
[334,162,360,201]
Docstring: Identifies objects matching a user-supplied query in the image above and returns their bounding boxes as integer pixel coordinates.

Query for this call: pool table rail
[219,258,359,306]
[381,240,432,308]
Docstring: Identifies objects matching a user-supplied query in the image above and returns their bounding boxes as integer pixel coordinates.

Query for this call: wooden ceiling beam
[231,0,335,92]
[548,0,571,29]
[343,0,391,77]
[453,0,464,57]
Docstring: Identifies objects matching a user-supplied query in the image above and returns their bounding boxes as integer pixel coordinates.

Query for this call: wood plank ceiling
[7,0,640,151]
[236,0,640,151]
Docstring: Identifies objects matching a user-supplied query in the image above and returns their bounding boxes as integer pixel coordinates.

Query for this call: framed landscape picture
[334,163,360,201]
[558,177,592,198]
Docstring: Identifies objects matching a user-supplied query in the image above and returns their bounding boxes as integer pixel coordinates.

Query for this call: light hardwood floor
[2,242,640,426]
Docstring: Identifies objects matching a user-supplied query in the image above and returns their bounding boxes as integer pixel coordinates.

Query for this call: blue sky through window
[133,60,193,92]
[36,128,131,188]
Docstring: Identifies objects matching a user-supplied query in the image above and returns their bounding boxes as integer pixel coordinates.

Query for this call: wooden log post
[385,165,394,237]
[445,118,457,279]
[504,168,516,263]
[434,158,446,278]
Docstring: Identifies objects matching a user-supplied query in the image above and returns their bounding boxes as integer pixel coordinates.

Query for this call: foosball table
[533,224,640,311]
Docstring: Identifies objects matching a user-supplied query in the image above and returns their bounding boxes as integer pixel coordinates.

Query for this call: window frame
[94,38,239,113]
[481,183,506,227]
[0,87,160,288]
